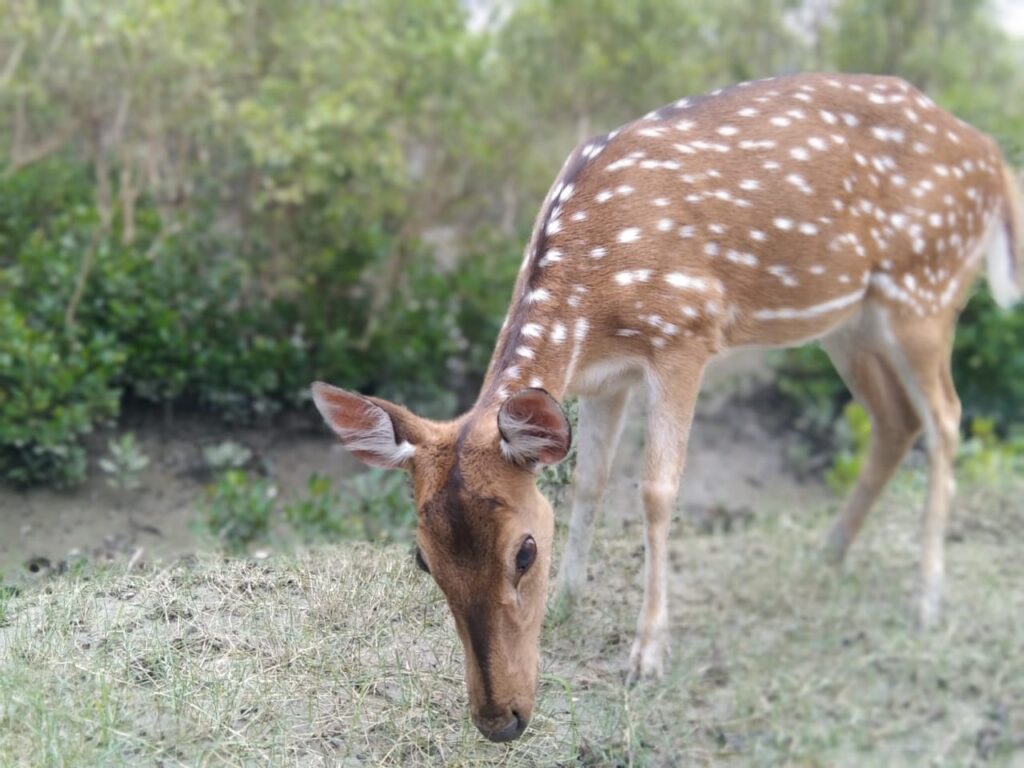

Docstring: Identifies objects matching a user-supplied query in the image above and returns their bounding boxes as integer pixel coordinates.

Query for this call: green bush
[284,473,348,543]
[771,345,848,436]
[287,469,415,544]
[538,398,579,508]
[826,402,872,495]
[197,470,277,554]
[333,470,416,542]
[957,417,1024,483]
[198,469,416,552]
[0,300,122,488]
[953,286,1024,427]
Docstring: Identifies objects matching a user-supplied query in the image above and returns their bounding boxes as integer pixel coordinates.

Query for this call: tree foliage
[0,0,1022,485]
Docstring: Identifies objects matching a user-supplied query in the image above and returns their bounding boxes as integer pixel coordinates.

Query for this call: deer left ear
[311,382,424,469]
[497,389,572,467]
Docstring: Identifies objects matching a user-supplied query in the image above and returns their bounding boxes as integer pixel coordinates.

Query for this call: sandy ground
[0,350,828,580]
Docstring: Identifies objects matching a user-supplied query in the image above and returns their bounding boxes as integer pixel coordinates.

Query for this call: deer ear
[311,382,422,469]
[497,389,572,467]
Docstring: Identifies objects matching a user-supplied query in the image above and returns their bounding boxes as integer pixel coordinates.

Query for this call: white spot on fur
[726,249,758,267]
[665,272,708,291]
[615,269,652,285]
[539,249,563,267]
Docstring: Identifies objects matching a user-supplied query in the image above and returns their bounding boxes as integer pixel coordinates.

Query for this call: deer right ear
[311,382,421,469]
[497,388,572,467]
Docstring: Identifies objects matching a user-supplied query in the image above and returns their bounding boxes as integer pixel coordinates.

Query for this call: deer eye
[515,536,537,575]
[415,548,430,574]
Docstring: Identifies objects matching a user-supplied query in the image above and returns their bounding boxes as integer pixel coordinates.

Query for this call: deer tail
[987,161,1024,308]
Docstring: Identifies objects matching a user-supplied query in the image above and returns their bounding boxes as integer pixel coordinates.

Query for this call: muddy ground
[0,350,828,581]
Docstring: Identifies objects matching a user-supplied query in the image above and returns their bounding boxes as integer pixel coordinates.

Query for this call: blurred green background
[1,0,1023,491]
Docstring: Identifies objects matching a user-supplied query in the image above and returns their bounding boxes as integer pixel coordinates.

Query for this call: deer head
[311,382,571,742]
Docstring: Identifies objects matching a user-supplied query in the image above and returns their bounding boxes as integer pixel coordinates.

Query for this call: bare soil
[0,413,362,580]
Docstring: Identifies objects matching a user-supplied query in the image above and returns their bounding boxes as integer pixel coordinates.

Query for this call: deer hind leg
[629,356,707,683]
[821,340,921,564]
[883,317,961,628]
[553,386,631,614]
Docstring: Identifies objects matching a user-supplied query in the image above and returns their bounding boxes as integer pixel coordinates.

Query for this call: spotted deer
[313,73,1024,742]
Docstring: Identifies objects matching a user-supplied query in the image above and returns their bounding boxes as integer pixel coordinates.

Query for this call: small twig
[127,547,145,571]
[65,152,113,331]
[0,39,25,90]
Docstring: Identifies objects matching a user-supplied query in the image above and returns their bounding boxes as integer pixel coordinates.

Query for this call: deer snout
[473,708,528,742]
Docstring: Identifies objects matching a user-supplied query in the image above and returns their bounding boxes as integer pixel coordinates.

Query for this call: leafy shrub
[957,417,1024,483]
[197,468,416,553]
[284,473,348,542]
[771,345,848,436]
[826,402,872,494]
[98,433,150,492]
[197,470,277,554]
[333,470,416,542]
[0,300,122,488]
[202,441,253,473]
[952,285,1024,427]
[538,398,579,507]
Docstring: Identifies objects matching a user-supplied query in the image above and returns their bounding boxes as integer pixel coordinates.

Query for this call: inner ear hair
[497,388,571,467]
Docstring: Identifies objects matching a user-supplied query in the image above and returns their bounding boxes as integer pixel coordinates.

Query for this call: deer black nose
[477,710,528,742]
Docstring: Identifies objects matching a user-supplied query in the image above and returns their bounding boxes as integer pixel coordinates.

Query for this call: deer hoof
[822,526,850,567]
[916,588,942,630]
[627,635,666,686]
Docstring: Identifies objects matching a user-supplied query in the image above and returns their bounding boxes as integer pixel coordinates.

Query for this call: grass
[1,469,1022,766]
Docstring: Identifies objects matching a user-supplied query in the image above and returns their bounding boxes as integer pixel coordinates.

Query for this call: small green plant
[197,470,277,554]
[0,584,12,627]
[284,473,347,542]
[958,417,1024,483]
[771,345,848,436]
[338,470,416,542]
[538,398,579,508]
[826,402,872,495]
[202,441,253,473]
[98,433,150,492]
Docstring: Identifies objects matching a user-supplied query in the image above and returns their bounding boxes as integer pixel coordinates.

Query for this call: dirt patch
[0,412,361,580]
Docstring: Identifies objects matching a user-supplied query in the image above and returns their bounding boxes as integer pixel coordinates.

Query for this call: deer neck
[476,275,587,408]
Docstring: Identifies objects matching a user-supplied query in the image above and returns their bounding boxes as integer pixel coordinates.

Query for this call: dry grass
[1,469,1022,766]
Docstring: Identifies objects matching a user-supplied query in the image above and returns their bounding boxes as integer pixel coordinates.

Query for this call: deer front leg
[553,387,631,619]
[628,359,705,683]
